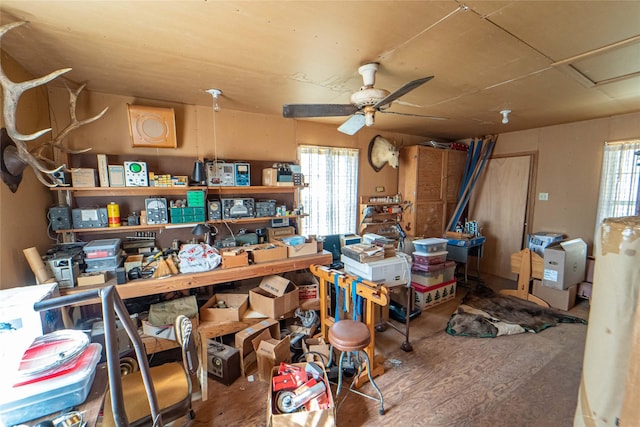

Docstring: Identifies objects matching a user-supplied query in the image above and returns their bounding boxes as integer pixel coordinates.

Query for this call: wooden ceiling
[1,1,639,141]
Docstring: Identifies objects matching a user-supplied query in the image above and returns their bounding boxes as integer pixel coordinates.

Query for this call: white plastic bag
[178,243,221,273]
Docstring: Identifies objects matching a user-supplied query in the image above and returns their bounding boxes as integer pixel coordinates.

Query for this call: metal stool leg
[336,351,347,399]
[361,350,385,415]
[328,345,335,368]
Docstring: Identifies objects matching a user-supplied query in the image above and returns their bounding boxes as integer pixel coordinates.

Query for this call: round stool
[328,319,384,415]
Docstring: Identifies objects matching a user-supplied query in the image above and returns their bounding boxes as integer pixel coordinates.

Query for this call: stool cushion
[328,319,371,352]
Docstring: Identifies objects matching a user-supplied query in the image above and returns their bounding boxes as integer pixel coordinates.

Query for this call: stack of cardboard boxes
[530,234,588,310]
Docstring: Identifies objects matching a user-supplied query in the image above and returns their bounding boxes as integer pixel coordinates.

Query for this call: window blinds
[297,145,359,236]
[595,139,640,229]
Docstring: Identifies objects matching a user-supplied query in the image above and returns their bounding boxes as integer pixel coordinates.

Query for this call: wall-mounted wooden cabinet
[398,145,467,238]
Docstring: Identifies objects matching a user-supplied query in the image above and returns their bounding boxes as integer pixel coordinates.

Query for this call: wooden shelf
[359,195,403,239]
[208,214,307,225]
[59,250,333,305]
[51,185,303,198]
[54,214,309,234]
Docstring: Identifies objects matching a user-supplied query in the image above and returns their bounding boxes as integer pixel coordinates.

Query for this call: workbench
[59,251,332,402]
[59,251,333,304]
[446,236,486,284]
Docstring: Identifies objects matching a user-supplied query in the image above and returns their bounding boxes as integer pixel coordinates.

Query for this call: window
[297,145,359,236]
[595,139,640,228]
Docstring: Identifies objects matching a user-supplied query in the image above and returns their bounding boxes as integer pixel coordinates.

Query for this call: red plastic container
[412,250,447,266]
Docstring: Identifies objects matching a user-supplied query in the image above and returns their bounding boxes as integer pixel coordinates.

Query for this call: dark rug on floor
[446,286,587,338]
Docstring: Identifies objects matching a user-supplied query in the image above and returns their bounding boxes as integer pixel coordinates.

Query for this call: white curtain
[297,145,359,236]
[595,139,640,229]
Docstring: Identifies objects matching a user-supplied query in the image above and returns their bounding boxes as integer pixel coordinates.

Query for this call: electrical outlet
[538,192,549,201]
[375,186,385,193]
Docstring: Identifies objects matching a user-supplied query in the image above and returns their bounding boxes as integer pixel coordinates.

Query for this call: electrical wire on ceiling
[206,88,222,164]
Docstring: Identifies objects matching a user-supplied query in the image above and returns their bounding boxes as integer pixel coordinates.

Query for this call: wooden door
[469,155,532,279]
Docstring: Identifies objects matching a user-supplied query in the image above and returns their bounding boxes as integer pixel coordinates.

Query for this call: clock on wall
[127,104,177,148]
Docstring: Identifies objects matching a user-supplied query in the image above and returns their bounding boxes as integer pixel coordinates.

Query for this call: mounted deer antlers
[0,21,108,192]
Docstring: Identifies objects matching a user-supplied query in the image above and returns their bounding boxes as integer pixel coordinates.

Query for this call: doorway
[469,153,536,279]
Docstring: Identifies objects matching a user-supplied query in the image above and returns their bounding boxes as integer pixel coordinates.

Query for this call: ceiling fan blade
[337,114,366,135]
[373,76,434,109]
[283,104,358,118]
[379,110,448,120]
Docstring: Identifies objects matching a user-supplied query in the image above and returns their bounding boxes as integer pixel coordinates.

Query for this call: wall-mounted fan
[283,63,443,135]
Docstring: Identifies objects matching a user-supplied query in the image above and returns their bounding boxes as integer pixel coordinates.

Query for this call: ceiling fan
[283,63,443,135]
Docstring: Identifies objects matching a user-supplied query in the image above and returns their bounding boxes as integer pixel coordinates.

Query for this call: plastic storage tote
[0,343,101,426]
[412,238,448,254]
[82,238,121,259]
[413,250,447,266]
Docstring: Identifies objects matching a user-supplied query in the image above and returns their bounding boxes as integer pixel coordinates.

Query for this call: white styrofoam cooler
[341,255,410,286]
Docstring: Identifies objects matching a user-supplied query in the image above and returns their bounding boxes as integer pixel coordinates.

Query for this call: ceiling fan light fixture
[350,87,391,108]
[500,109,511,124]
[206,88,223,112]
[364,107,375,127]
[358,63,379,88]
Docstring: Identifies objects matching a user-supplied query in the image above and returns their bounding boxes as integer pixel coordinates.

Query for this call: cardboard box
[221,249,249,269]
[245,244,288,264]
[267,362,335,427]
[0,283,63,344]
[283,270,320,302]
[412,279,457,310]
[77,271,107,286]
[542,238,587,290]
[275,236,317,258]
[249,275,299,319]
[267,226,296,242]
[108,165,125,187]
[533,279,577,311]
[527,232,565,256]
[234,318,280,376]
[289,324,316,339]
[252,329,291,382]
[298,284,319,302]
[262,168,294,187]
[262,168,278,186]
[585,256,595,283]
[96,154,109,187]
[302,337,331,364]
[577,281,592,299]
[71,168,97,187]
[200,293,249,322]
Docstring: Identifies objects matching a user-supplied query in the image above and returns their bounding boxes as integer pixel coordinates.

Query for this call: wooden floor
[186,275,590,427]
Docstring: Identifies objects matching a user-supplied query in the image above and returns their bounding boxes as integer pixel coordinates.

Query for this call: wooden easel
[500,248,549,307]
[310,264,389,387]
